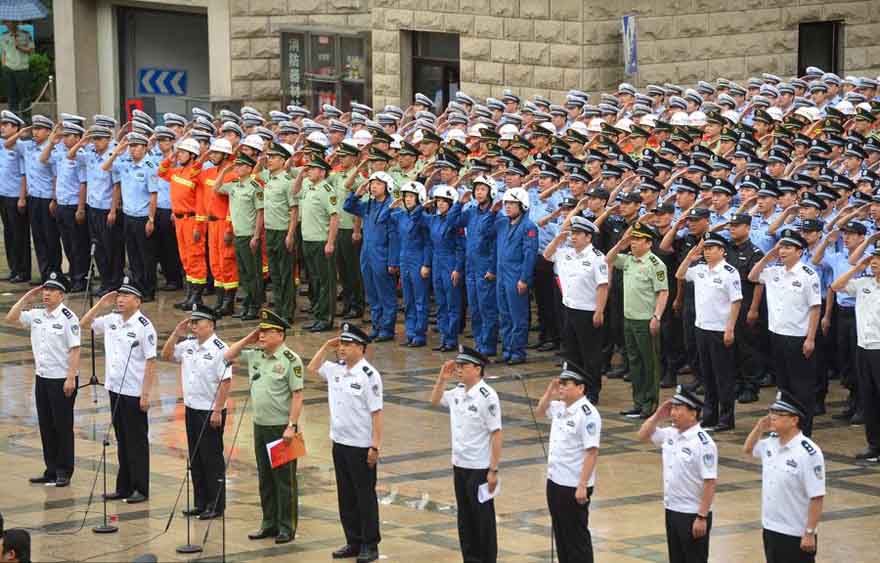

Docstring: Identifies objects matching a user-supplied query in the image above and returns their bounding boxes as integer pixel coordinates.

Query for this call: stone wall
[227,0,880,111]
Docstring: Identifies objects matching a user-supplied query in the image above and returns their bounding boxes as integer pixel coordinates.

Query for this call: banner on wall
[622,15,638,76]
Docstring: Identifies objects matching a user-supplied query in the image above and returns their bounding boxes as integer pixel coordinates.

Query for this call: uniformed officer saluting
[748,229,822,436]
[80,277,157,503]
[160,304,232,520]
[430,345,502,563]
[5,271,80,487]
[535,361,602,563]
[224,309,304,544]
[638,386,718,563]
[744,391,825,563]
[308,323,383,563]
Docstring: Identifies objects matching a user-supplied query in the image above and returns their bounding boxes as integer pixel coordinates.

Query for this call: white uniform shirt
[753,432,826,537]
[685,259,743,331]
[20,304,81,379]
[92,310,158,397]
[842,276,880,350]
[173,334,232,411]
[440,379,502,469]
[651,424,718,514]
[546,397,601,488]
[319,358,383,448]
[759,262,821,337]
[551,244,609,311]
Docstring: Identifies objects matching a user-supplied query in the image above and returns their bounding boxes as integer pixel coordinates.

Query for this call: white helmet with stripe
[502,186,530,210]
[400,181,427,204]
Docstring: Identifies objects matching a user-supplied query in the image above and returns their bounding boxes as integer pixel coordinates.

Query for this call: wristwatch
[489,468,499,474]
[651,314,661,321]
[696,513,707,520]
[805,527,817,535]
[287,421,298,431]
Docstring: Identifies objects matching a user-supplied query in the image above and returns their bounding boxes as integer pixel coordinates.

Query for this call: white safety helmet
[795,106,820,122]
[433,185,459,204]
[721,109,740,124]
[176,137,201,157]
[499,123,520,140]
[766,107,784,122]
[277,142,296,156]
[670,111,690,126]
[241,134,264,153]
[306,131,329,147]
[615,117,633,132]
[208,138,233,155]
[688,111,707,127]
[352,129,373,148]
[502,186,530,211]
[834,99,854,115]
[446,128,467,143]
[472,175,498,199]
[639,114,657,128]
[368,171,395,194]
[567,121,589,136]
[587,118,604,133]
[390,133,403,150]
[400,180,428,204]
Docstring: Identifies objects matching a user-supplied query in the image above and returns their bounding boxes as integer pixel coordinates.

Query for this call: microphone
[131,340,140,348]
[90,242,96,257]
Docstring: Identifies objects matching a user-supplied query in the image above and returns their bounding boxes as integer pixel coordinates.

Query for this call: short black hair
[2,529,30,563]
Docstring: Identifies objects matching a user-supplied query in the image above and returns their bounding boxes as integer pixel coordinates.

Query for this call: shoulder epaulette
[479,386,490,398]
[592,247,602,256]
[60,307,73,319]
[698,431,709,445]
[581,403,592,416]
[801,439,817,455]
[138,316,150,326]
[648,255,659,265]
[724,264,736,273]
[802,264,815,276]
[363,365,374,377]
[283,349,296,362]
[213,338,226,349]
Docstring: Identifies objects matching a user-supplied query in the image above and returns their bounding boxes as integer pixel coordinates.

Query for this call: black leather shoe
[605,366,627,379]
[124,491,148,504]
[431,344,445,351]
[855,447,880,460]
[54,476,71,488]
[506,357,526,366]
[301,320,317,330]
[248,528,278,540]
[332,544,360,559]
[241,308,259,321]
[619,407,641,416]
[102,491,128,500]
[310,321,333,332]
[536,341,559,352]
[182,508,205,517]
[373,335,394,342]
[274,531,293,544]
[198,510,222,520]
[357,545,379,562]
[29,475,55,484]
[527,340,546,350]
[343,309,363,320]
[705,424,733,433]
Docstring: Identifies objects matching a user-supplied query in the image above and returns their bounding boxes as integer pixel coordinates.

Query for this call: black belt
[838,306,856,316]
[207,215,220,221]
[174,212,195,219]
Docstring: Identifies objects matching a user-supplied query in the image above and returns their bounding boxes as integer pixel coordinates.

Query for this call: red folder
[266,434,307,468]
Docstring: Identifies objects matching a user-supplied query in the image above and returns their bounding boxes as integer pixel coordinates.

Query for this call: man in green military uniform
[224,309,304,545]
[388,140,420,197]
[257,143,298,323]
[606,222,669,419]
[294,156,339,332]
[330,141,365,320]
[214,153,264,320]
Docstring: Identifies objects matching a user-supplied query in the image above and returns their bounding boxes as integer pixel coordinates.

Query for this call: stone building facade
[55,0,880,118]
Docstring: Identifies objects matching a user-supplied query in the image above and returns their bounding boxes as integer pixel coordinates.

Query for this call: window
[412,32,459,111]
[798,22,842,77]
[280,29,371,112]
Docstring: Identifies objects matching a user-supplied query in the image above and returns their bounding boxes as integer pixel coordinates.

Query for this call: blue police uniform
[20,139,61,279]
[389,204,432,345]
[343,192,398,339]
[422,205,465,350]
[113,156,159,297]
[0,139,31,280]
[147,152,183,289]
[454,200,499,356]
[531,195,564,348]
[493,212,538,362]
[82,145,125,292]
[51,146,90,288]
[749,213,778,253]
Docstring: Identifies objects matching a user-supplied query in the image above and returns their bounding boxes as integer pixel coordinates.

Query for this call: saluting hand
[244,327,261,345]
[99,290,118,306]
[172,318,190,337]
[439,360,456,381]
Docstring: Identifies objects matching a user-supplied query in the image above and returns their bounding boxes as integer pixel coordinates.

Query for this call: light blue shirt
[20,139,55,198]
[0,141,24,197]
[82,147,115,210]
[823,250,858,307]
[52,146,86,206]
[112,156,157,217]
[148,153,172,209]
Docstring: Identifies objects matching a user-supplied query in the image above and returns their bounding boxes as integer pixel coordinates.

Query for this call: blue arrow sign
[137,68,187,96]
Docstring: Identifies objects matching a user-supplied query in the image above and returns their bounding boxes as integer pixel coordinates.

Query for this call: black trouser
[860,348,880,449]
[836,306,859,394]
[563,307,602,403]
[108,391,150,497]
[155,208,183,286]
[28,195,62,280]
[696,328,736,428]
[813,301,830,408]
[533,256,558,343]
[770,332,817,436]
[682,292,700,384]
[661,296,685,374]
[185,407,226,512]
[55,204,90,286]
[0,195,31,278]
[453,466,497,563]
[6,68,31,114]
[87,206,124,291]
[123,214,158,297]
[35,376,77,479]
[547,480,593,563]
[762,529,815,563]
[332,442,380,549]
[665,509,711,563]
[734,295,765,395]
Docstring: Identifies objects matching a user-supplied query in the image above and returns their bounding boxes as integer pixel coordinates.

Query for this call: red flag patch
[527,229,537,238]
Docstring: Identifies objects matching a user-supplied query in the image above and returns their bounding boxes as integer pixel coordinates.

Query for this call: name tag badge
[345,382,364,396]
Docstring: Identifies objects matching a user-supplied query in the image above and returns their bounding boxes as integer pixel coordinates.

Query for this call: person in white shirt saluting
[744,391,825,563]
[535,361,601,563]
[430,345,502,563]
[638,385,718,563]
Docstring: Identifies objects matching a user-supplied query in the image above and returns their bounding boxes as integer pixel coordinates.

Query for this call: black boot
[174,282,192,310]
[660,362,676,389]
[184,284,204,310]
[219,288,236,317]
[212,287,226,315]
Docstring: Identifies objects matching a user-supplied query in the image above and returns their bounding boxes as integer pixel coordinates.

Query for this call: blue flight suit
[493,212,538,361]
[390,204,432,345]
[422,205,465,349]
[344,193,398,338]
[454,200,499,356]
[0,139,30,279]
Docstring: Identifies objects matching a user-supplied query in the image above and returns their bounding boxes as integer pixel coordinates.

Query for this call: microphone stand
[93,340,139,534]
[78,244,101,406]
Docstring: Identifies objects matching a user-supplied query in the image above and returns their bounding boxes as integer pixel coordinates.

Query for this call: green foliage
[28,52,52,100]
